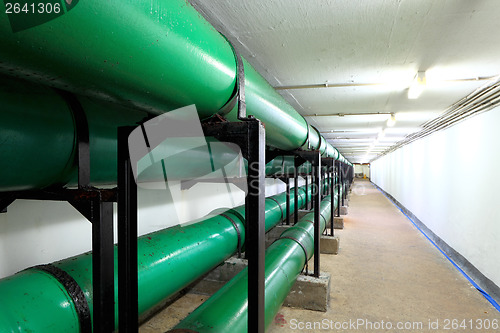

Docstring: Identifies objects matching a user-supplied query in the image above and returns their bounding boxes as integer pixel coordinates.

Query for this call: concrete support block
[265,225,290,248]
[190,257,247,295]
[320,235,339,255]
[326,216,344,230]
[334,216,344,229]
[284,272,331,312]
[191,257,332,312]
[340,205,348,215]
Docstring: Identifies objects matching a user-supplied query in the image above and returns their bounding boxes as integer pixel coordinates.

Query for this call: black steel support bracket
[92,199,115,333]
[312,153,321,277]
[202,119,266,333]
[55,89,91,189]
[118,126,139,333]
[294,156,299,225]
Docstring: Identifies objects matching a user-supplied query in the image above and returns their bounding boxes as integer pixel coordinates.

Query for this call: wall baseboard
[371,182,500,308]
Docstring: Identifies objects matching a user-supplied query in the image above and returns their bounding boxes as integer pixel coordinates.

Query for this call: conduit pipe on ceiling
[172,193,339,332]
[0,1,350,190]
[0,182,333,332]
[376,77,500,159]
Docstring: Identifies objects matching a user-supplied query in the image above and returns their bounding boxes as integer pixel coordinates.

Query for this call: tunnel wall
[371,106,500,303]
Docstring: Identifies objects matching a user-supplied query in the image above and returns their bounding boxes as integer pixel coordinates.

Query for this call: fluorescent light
[408,71,426,99]
[386,113,396,127]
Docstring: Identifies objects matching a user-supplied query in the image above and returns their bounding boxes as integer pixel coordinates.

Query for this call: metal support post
[245,120,266,333]
[341,164,345,207]
[118,126,139,333]
[321,169,327,199]
[310,176,314,213]
[294,157,299,225]
[285,177,290,225]
[62,90,115,333]
[336,161,341,218]
[330,166,334,237]
[304,175,309,210]
[313,153,321,277]
[92,198,115,333]
[200,119,266,333]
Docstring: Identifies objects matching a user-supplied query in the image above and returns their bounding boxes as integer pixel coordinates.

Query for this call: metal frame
[0,92,116,333]
[201,119,266,333]
[265,150,327,277]
[117,126,139,333]
[321,158,335,237]
[285,176,291,225]
[304,174,309,210]
[292,151,321,277]
[294,156,299,225]
[341,163,346,207]
[330,164,335,236]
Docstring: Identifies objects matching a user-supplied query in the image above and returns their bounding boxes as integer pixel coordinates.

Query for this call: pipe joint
[30,264,91,333]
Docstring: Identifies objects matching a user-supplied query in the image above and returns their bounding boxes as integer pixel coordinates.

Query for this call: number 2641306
[5,2,61,14]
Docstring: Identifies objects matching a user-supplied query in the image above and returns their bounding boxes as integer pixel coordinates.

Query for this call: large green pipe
[0,75,344,191]
[0,1,350,190]
[0,182,315,332]
[172,193,338,332]
[0,0,307,149]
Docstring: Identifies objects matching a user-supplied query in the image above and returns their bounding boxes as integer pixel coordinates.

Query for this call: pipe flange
[300,121,311,150]
[220,213,242,258]
[278,236,310,273]
[217,33,246,119]
[30,264,91,333]
[266,196,284,221]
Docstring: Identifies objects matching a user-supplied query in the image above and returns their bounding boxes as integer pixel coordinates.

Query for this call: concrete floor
[140,179,500,332]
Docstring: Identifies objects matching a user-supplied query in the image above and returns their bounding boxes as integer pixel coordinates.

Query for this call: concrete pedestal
[283,272,331,312]
[320,235,340,255]
[190,257,332,312]
[326,216,344,229]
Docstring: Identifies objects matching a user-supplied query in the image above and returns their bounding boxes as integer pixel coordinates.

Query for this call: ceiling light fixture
[386,113,396,127]
[408,71,426,99]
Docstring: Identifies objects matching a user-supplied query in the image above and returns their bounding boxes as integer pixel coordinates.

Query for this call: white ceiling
[191,0,500,163]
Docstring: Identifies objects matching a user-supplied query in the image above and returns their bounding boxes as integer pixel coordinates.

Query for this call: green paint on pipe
[0,269,81,333]
[0,182,317,332]
[0,75,324,191]
[0,0,350,187]
[172,193,338,333]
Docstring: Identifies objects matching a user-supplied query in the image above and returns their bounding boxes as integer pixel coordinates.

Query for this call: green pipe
[0,0,309,149]
[0,75,345,191]
[172,193,338,333]
[0,182,315,332]
[0,1,350,189]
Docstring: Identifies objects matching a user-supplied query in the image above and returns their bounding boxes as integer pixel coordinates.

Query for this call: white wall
[0,176,303,278]
[354,164,370,178]
[371,106,500,290]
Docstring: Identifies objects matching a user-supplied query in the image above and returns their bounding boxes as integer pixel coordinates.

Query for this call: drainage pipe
[0,181,319,332]
[172,193,338,332]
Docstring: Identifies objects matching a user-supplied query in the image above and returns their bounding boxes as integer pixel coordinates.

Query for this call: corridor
[268,179,500,332]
